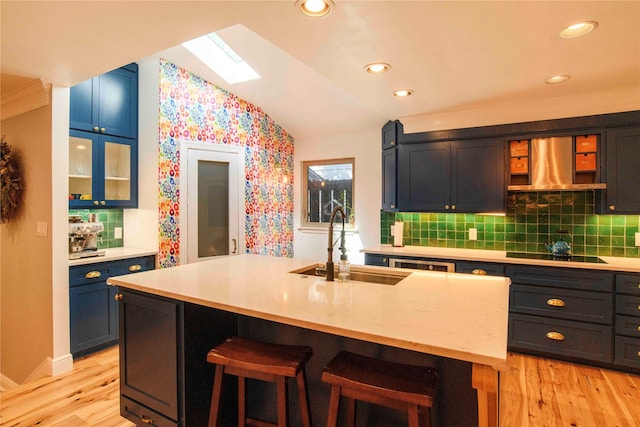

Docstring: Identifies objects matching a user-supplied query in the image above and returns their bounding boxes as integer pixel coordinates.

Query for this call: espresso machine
[69,215,106,259]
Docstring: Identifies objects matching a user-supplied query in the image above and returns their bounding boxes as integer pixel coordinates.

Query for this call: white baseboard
[1,373,19,391]
[50,353,74,376]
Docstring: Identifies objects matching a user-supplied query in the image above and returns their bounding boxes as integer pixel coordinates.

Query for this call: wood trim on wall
[0,79,51,121]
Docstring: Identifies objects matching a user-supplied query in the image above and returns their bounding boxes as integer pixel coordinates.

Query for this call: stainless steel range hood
[508,136,606,191]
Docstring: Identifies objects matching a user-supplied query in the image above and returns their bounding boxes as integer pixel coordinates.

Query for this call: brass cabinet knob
[382,258,388,263]
[547,298,566,307]
[100,200,106,205]
[100,127,106,133]
[390,141,396,146]
[609,205,616,211]
[471,269,487,275]
[445,205,450,210]
[128,264,142,272]
[114,293,123,301]
[451,205,456,210]
[93,126,99,131]
[546,331,565,341]
[85,271,101,279]
[637,325,640,332]
[93,201,99,205]
[390,204,395,209]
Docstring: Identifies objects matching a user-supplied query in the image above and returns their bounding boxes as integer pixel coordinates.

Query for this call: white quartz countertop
[68,247,157,267]
[362,245,640,273]
[107,254,511,370]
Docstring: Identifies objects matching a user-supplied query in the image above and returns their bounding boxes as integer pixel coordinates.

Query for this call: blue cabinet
[69,255,154,357]
[381,121,399,211]
[69,129,138,208]
[603,126,640,214]
[70,64,138,138]
[397,138,505,212]
[69,63,138,208]
[614,274,640,370]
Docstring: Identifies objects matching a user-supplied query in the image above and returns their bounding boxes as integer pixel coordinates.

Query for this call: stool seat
[321,351,438,427]
[207,337,313,427]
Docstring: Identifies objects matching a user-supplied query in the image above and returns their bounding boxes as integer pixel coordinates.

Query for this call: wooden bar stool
[207,336,313,427]
[321,351,438,427]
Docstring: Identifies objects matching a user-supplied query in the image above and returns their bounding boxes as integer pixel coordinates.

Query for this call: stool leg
[276,376,288,427]
[296,369,312,427]
[407,403,419,427]
[208,365,225,427]
[419,406,431,427]
[345,398,356,427]
[326,385,341,427]
[238,376,246,427]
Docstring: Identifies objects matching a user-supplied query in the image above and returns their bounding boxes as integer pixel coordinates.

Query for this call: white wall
[293,128,381,265]
[123,58,160,251]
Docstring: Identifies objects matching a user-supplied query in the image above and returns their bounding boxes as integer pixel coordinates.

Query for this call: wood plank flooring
[1,346,639,426]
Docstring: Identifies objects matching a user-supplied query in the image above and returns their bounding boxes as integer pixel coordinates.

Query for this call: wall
[382,191,640,258]
[156,60,294,268]
[0,103,54,384]
[294,128,381,265]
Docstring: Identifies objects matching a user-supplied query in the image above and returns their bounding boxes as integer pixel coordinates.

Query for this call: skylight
[182,32,260,84]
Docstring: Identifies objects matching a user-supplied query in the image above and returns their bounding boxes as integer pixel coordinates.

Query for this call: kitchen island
[107,254,510,427]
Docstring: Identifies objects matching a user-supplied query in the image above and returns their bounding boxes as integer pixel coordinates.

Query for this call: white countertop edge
[69,247,157,266]
[362,245,640,272]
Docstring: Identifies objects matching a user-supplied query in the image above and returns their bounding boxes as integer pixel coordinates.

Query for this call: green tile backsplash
[381,191,640,258]
[68,209,124,249]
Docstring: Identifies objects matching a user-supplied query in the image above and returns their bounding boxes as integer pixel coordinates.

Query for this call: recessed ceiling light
[546,75,570,84]
[393,89,414,97]
[560,21,598,38]
[364,63,391,74]
[295,0,334,17]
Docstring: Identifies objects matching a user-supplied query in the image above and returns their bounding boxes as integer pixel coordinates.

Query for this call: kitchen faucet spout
[326,206,346,281]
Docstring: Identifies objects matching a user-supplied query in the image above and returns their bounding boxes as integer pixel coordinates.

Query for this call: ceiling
[2,1,639,139]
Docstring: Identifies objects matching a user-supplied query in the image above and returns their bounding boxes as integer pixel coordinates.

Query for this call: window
[302,158,354,227]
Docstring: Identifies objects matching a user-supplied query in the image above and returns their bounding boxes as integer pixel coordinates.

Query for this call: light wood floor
[1,346,639,426]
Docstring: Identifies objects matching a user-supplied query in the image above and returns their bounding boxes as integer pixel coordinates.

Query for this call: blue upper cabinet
[70,63,138,139]
[70,63,138,208]
[603,126,640,214]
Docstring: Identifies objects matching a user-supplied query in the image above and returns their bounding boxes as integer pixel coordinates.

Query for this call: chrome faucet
[326,206,347,281]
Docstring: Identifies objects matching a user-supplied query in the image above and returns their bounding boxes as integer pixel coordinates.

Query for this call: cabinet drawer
[456,261,505,276]
[616,294,640,316]
[575,135,598,153]
[506,266,613,292]
[121,396,180,427]
[115,255,155,275]
[509,314,612,363]
[510,285,612,324]
[614,336,640,370]
[616,274,640,295]
[616,315,640,338]
[69,263,113,287]
[364,253,389,267]
[575,153,596,171]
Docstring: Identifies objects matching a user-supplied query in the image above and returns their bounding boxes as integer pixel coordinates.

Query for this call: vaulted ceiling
[2,1,639,138]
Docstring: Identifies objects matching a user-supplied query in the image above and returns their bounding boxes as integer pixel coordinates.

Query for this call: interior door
[184,145,243,264]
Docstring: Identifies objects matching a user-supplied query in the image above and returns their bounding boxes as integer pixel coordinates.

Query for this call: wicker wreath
[1,136,25,224]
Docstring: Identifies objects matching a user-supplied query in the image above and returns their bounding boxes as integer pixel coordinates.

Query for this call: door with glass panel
[69,129,137,208]
[184,146,243,263]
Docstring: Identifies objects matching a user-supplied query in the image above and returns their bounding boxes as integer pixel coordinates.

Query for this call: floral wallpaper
[158,59,294,268]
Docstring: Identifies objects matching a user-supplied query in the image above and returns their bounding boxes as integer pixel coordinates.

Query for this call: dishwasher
[389,258,455,272]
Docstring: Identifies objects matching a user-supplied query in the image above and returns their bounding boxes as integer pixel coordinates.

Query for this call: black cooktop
[506,252,606,264]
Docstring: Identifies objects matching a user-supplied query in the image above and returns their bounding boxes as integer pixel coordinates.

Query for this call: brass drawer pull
[637,325,640,332]
[472,269,487,275]
[114,294,123,301]
[128,264,142,272]
[546,331,565,341]
[85,271,101,279]
[139,414,155,424]
[546,298,566,307]
[637,352,640,359]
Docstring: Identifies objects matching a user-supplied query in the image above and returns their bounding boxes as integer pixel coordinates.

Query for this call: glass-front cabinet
[69,129,138,208]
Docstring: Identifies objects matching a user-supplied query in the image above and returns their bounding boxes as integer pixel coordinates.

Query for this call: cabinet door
[69,130,138,208]
[451,138,505,212]
[605,126,640,213]
[119,290,182,422]
[398,142,451,211]
[382,120,399,150]
[70,281,118,356]
[382,147,397,211]
[69,77,99,133]
[99,67,138,138]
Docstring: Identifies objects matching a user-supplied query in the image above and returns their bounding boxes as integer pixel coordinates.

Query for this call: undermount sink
[289,264,410,286]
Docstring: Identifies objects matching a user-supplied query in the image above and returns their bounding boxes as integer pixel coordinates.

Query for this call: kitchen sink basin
[289,264,410,285]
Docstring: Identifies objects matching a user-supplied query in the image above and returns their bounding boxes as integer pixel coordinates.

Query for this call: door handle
[232,238,237,255]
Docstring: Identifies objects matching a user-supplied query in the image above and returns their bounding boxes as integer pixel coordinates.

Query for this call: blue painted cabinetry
[603,126,640,214]
[69,63,138,208]
[614,274,640,370]
[69,255,154,357]
[381,121,399,211]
